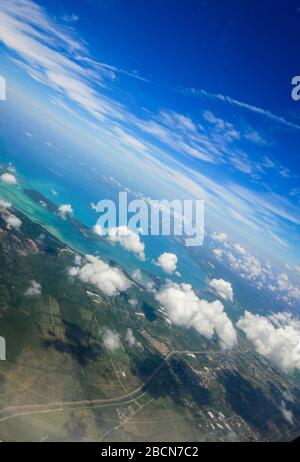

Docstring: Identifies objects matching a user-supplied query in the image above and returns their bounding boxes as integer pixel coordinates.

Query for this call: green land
[0,201,299,442]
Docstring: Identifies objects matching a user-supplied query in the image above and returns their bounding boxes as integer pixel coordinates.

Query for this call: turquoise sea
[0,108,207,292]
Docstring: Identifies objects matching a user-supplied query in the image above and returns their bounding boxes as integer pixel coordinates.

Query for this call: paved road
[0,348,247,424]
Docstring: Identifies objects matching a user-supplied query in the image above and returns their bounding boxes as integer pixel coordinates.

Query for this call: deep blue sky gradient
[0,0,300,271]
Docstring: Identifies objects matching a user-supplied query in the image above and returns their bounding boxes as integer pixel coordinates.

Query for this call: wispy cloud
[0,0,299,266]
[185,87,300,131]
[61,13,80,24]
[0,0,143,123]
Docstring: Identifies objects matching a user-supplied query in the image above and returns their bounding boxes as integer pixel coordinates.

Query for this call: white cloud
[211,236,300,307]
[157,252,178,274]
[203,110,240,141]
[225,248,264,285]
[24,280,42,296]
[234,243,246,256]
[191,87,300,131]
[103,328,121,351]
[0,173,17,185]
[69,254,131,297]
[0,0,298,262]
[4,214,22,229]
[61,13,79,24]
[237,311,300,373]
[132,269,143,284]
[269,231,290,250]
[212,248,224,260]
[156,282,237,350]
[135,110,217,164]
[108,226,145,260]
[280,401,294,424]
[209,278,234,302]
[125,328,136,346]
[275,273,300,301]
[0,198,12,209]
[211,232,228,243]
[128,298,138,308]
[114,127,148,153]
[0,0,126,122]
[73,255,81,266]
[68,266,79,277]
[58,203,73,219]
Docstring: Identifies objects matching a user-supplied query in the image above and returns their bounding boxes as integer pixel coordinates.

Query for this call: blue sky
[0,0,300,271]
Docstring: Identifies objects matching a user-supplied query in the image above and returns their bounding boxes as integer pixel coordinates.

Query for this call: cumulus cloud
[125,328,136,346]
[156,282,237,349]
[209,278,234,302]
[0,198,11,210]
[107,226,145,260]
[58,203,73,219]
[0,173,17,185]
[69,254,131,296]
[68,266,79,277]
[211,232,228,243]
[214,240,266,289]
[213,237,300,306]
[103,329,121,351]
[74,254,82,266]
[273,273,300,302]
[0,0,299,262]
[234,243,246,256]
[212,248,224,260]
[237,311,300,373]
[157,252,178,274]
[4,214,22,229]
[132,269,143,284]
[228,251,263,283]
[24,280,42,297]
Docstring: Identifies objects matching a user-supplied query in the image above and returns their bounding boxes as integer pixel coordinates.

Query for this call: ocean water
[0,112,207,291]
